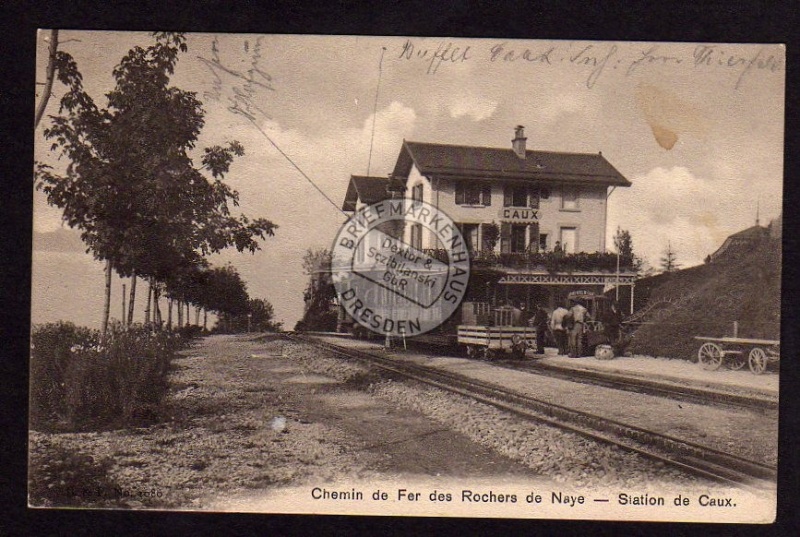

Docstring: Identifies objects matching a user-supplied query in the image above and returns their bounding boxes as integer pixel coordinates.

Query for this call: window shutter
[500,222,511,254]
[481,185,491,206]
[503,186,513,207]
[455,182,465,205]
[528,223,540,251]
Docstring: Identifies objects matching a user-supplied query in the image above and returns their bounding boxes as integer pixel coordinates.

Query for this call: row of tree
[35,32,277,334]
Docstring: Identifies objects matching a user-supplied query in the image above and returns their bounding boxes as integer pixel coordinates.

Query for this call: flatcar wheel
[483,347,496,361]
[465,345,478,359]
[749,347,768,375]
[698,342,723,371]
[727,352,746,371]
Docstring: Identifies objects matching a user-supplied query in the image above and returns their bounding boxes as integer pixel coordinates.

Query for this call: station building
[341,126,638,321]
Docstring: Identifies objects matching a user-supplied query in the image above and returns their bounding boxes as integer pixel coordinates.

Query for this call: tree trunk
[203,309,207,331]
[127,272,137,327]
[144,281,152,325]
[195,307,201,326]
[186,302,191,327]
[167,298,173,330]
[153,283,162,327]
[177,299,183,328]
[101,258,112,338]
[34,30,59,129]
[122,283,127,326]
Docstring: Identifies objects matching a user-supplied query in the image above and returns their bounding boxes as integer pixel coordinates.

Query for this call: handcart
[693,336,780,374]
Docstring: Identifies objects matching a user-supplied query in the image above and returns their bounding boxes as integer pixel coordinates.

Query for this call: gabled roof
[341,175,390,211]
[392,140,631,187]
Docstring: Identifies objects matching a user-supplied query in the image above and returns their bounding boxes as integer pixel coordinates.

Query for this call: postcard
[30,32,783,522]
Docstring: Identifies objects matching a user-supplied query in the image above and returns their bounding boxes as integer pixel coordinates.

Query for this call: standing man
[550,303,570,356]
[532,303,550,355]
[604,301,622,345]
[568,299,589,357]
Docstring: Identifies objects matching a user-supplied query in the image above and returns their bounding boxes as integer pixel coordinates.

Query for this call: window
[529,188,540,209]
[410,223,423,250]
[456,182,491,206]
[457,223,480,252]
[511,224,527,253]
[562,187,579,210]
[411,183,423,205]
[504,185,528,207]
[560,227,577,253]
[539,233,548,252]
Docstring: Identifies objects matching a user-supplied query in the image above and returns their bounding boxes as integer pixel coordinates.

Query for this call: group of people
[548,300,588,357]
[511,298,622,358]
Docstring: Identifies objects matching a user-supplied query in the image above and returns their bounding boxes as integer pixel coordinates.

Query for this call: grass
[629,238,780,360]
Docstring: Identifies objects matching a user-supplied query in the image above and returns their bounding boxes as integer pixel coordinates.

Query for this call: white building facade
[393,126,629,256]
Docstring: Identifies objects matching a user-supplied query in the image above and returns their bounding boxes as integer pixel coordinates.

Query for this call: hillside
[627,236,781,360]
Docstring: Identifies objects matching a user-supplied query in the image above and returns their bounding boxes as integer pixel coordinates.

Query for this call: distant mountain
[33,228,87,253]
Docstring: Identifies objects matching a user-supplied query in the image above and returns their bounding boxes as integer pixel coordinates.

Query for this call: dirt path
[30,334,538,509]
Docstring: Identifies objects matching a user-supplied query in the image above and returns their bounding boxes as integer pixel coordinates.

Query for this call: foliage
[659,242,681,273]
[29,434,120,508]
[296,248,337,331]
[30,322,185,431]
[423,248,635,273]
[223,298,283,333]
[35,32,276,330]
[613,227,644,273]
[481,222,500,251]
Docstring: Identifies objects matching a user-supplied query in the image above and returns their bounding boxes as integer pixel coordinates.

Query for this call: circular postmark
[331,199,470,337]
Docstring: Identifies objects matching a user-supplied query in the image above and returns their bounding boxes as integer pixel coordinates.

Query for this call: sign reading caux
[499,207,539,222]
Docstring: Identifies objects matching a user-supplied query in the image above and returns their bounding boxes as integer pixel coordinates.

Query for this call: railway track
[403,338,777,412]
[287,333,776,489]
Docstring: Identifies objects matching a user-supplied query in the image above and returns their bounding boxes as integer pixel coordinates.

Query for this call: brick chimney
[512,125,527,159]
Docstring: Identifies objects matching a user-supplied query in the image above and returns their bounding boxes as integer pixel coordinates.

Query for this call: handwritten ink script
[398,40,471,75]
[198,36,274,121]
[397,40,783,89]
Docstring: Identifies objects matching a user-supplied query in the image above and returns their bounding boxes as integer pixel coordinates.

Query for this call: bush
[30,323,184,431]
[29,433,119,507]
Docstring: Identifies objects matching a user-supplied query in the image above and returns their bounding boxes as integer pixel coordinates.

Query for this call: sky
[32,32,785,330]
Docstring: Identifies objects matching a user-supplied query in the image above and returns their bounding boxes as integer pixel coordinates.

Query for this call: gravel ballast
[29,334,774,515]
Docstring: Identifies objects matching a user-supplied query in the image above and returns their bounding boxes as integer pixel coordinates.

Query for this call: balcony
[421,248,635,274]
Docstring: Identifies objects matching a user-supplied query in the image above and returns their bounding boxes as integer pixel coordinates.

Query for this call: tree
[35,33,276,334]
[296,248,337,331]
[659,241,681,273]
[227,298,282,333]
[613,226,643,273]
[197,264,250,332]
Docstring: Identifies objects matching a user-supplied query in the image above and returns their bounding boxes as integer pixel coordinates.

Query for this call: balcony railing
[421,248,635,273]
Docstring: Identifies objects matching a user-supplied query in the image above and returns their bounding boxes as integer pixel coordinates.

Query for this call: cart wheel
[748,347,768,375]
[465,345,478,359]
[698,342,723,371]
[727,351,746,370]
[483,347,497,361]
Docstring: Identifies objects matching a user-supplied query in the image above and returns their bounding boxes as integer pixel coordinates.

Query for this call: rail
[289,333,776,488]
